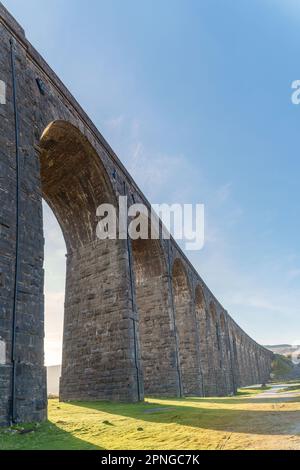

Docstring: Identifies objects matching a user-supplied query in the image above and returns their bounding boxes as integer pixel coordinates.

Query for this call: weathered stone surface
[0,3,273,425]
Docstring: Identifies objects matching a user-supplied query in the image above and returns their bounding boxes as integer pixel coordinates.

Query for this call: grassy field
[1,387,300,450]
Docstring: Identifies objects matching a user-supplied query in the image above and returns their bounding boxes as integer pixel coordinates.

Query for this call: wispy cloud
[103,114,197,202]
[126,143,191,201]
[286,268,300,281]
[105,114,124,130]
[216,182,232,204]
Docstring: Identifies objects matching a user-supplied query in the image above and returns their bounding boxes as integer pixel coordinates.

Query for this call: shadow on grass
[71,398,300,436]
[183,396,300,405]
[0,421,103,450]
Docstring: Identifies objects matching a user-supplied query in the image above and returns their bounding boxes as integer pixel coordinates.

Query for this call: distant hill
[47,365,61,396]
[265,345,300,364]
[271,354,300,381]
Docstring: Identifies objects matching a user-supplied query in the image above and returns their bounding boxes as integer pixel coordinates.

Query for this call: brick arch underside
[39,120,116,252]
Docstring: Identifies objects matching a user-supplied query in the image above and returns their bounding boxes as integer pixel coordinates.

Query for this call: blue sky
[3,0,300,364]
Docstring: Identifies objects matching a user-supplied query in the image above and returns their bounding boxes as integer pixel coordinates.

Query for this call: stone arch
[244,341,253,386]
[131,238,179,396]
[194,284,209,395]
[207,301,223,395]
[209,302,221,353]
[39,120,141,403]
[233,331,239,386]
[239,335,249,386]
[40,120,117,252]
[219,312,227,369]
[229,327,240,389]
[237,334,245,386]
[248,345,256,385]
[220,311,226,331]
[219,312,234,394]
[172,259,202,396]
[256,348,265,383]
[252,347,258,384]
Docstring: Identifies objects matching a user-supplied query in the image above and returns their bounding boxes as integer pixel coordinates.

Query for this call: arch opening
[43,201,65,396]
[172,259,202,396]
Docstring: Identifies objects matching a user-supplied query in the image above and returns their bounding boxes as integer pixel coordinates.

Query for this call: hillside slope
[266,345,300,363]
[271,354,300,381]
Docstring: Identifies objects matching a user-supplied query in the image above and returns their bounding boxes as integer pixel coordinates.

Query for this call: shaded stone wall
[60,239,140,402]
[0,19,16,425]
[132,238,179,397]
[172,259,202,396]
[194,285,209,396]
[0,11,46,425]
[0,3,273,425]
[168,246,273,396]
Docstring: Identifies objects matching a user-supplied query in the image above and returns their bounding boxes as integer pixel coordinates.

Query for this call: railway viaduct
[0,3,273,425]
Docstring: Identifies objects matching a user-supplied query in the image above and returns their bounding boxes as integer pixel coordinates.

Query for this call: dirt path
[230,383,300,449]
[255,383,300,399]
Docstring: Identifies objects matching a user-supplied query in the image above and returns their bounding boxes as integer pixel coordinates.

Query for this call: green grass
[236,386,271,396]
[1,389,300,450]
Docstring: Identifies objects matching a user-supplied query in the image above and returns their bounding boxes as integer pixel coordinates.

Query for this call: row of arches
[124,238,236,398]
